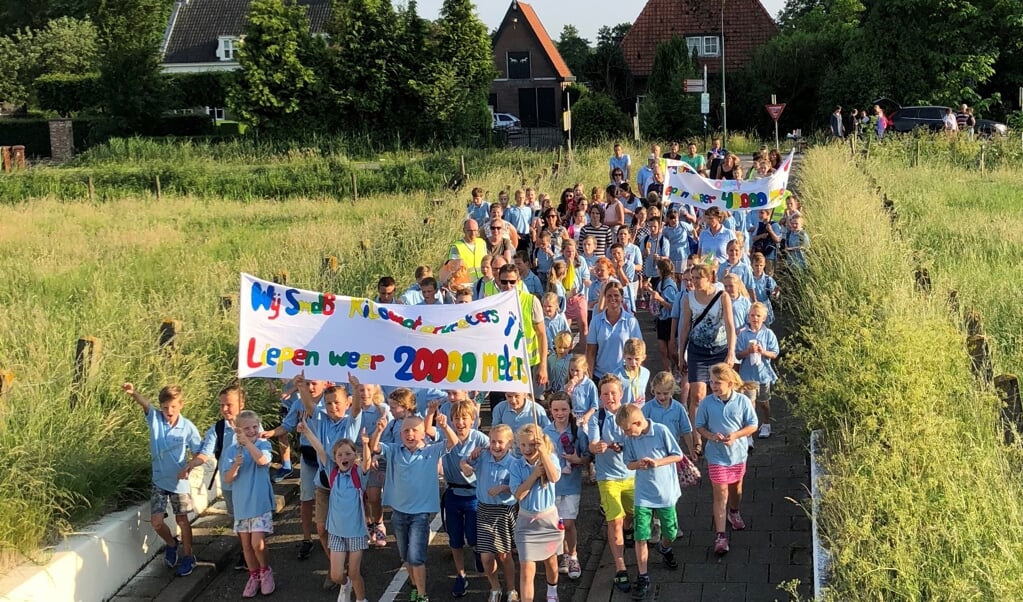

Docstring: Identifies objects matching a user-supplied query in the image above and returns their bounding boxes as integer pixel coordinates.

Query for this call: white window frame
[685,35,721,58]
[217,36,239,61]
[206,106,226,121]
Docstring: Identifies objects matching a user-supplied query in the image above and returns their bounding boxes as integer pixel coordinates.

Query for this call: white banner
[660,149,794,212]
[238,274,531,392]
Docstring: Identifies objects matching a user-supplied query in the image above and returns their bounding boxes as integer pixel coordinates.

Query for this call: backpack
[207,419,227,491]
[321,464,363,499]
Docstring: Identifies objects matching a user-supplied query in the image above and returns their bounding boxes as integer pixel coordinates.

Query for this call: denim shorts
[391,510,432,566]
[443,490,478,549]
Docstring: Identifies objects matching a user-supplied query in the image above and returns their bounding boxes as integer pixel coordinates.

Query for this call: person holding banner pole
[497,264,549,401]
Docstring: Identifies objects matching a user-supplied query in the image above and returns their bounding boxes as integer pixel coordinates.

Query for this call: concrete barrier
[810,429,830,600]
[0,460,220,602]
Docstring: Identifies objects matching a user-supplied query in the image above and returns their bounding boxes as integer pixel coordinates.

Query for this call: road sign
[701,93,710,114]
[684,79,705,93]
[765,103,786,122]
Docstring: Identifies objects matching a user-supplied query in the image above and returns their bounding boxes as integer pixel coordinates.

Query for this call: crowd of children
[124,141,805,601]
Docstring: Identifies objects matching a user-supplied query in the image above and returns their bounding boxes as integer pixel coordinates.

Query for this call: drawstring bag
[677,455,702,488]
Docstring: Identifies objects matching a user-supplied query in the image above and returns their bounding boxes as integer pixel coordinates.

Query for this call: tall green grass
[784,146,1023,600]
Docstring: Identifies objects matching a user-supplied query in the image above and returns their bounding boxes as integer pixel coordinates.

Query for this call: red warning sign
[765,103,786,122]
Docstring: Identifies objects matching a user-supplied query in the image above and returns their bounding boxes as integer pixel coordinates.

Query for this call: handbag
[677,455,702,488]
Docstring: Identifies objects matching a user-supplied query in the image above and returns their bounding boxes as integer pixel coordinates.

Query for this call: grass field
[786,145,1023,600]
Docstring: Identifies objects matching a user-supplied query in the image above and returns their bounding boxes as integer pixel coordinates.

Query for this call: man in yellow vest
[449,218,487,283]
[497,264,548,400]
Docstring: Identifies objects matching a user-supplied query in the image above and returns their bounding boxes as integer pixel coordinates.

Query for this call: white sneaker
[336,578,351,602]
[558,555,569,574]
[488,591,503,602]
[506,590,520,602]
[758,424,772,438]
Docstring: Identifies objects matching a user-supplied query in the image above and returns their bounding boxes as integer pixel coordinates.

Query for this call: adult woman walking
[671,263,736,456]
[586,281,642,382]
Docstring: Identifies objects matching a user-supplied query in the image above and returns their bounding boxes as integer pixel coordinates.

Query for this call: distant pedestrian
[829,106,845,139]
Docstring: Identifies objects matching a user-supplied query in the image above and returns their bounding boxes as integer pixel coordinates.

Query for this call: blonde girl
[302,425,372,602]
[722,273,752,330]
[224,410,276,597]
[563,354,599,427]
[510,424,563,602]
[543,393,590,581]
[693,363,758,555]
[462,425,519,602]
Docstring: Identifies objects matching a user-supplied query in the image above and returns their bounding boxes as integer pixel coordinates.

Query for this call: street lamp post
[721,0,727,144]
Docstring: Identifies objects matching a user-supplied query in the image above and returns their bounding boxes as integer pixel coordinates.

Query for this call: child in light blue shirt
[542,292,571,346]
[122,382,202,578]
[736,303,780,440]
[618,403,683,595]
[509,424,563,602]
[614,338,650,407]
[563,355,600,427]
[543,393,591,579]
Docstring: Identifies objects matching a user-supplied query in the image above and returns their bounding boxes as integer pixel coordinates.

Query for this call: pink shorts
[707,462,746,485]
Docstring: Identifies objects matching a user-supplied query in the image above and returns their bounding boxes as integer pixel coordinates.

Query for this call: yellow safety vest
[518,290,540,366]
[452,238,487,282]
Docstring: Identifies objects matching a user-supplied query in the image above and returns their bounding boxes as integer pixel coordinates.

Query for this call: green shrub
[571,92,632,144]
[34,73,102,118]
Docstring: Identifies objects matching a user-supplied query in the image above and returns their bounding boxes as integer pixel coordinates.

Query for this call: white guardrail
[810,429,830,600]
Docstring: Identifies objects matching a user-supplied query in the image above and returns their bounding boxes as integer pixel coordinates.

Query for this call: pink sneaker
[714,533,730,555]
[728,509,746,531]
[260,567,276,595]
[242,572,260,598]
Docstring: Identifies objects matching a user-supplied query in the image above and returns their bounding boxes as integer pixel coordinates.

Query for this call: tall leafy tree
[640,35,700,139]
[585,23,633,107]
[428,0,495,141]
[0,16,98,110]
[556,25,590,79]
[95,0,168,131]
[229,0,317,134]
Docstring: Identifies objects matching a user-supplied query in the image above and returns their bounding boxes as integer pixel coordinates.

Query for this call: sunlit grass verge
[781,146,1023,600]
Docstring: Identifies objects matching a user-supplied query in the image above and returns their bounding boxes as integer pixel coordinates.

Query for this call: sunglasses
[500,279,518,285]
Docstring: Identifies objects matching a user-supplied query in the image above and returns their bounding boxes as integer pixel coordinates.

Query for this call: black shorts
[656,318,672,341]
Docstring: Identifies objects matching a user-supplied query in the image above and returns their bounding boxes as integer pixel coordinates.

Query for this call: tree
[571,91,631,143]
[35,72,101,116]
[585,23,633,106]
[556,25,591,79]
[0,16,98,110]
[427,0,495,141]
[640,35,701,139]
[228,0,317,134]
[96,0,168,132]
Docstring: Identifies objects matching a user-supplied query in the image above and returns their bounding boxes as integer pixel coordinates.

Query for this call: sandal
[613,570,631,593]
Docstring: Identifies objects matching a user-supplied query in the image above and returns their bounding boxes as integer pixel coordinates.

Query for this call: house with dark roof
[489,1,574,128]
[160,0,330,73]
[620,0,777,83]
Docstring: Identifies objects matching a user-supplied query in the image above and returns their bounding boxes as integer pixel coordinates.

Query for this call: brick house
[620,0,778,85]
[489,1,574,128]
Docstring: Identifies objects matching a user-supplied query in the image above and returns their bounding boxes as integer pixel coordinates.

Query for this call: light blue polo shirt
[700,227,737,263]
[471,450,517,506]
[567,378,599,418]
[281,394,324,448]
[491,399,551,456]
[586,310,643,378]
[359,403,393,435]
[694,392,757,467]
[145,407,202,494]
[585,410,634,481]
[509,453,560,512]
[545,312,570,347]
[642,398,693,442]
[543,424,589,497]
[327,466,369,538]
[614,366,650,407]
[308,413,363,483]
[737,326,780,385]
[641,234,670,278]
[523,270,544,296]
[623,422,683,508]
[414,387,447,416]
[718,261,756,296]
[504,205,533,235]
[441,430,490,497]
[655,278,679,322]
[467,201,491,226]
[380,441,448,513]
[220,439,274,519]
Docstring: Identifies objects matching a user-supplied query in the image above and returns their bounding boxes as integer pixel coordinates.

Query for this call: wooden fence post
[947,290,960,315]
[965,309,984,337]
[71,336,102,407]
[995,374,1021,445]
[219,293,237,312]
[87,176,95,202]
[460,155,466,180]
[155,175,162,201]
[273,271,288,286]
[351,172,358,203]
[914,267,931,294]
[967,334,992,383]
[159,319,182,349]
[0,370,13,397]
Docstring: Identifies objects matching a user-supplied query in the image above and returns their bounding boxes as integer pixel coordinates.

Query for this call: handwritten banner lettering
[660,149,794,212]
[238,274,532,392]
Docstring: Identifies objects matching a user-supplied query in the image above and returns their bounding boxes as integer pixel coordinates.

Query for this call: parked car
[976,118,1008,138]
[887,105,950,133]
[492,113,522,134]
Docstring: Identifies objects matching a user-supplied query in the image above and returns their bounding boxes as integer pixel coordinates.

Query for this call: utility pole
[720,0,727,144]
